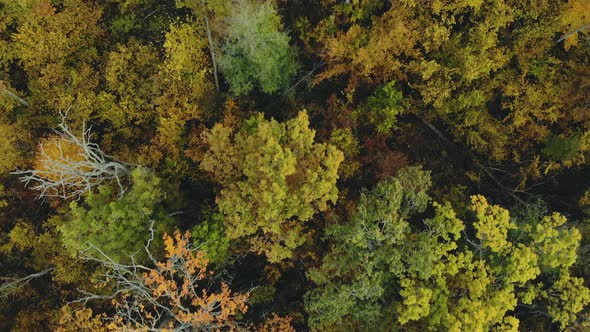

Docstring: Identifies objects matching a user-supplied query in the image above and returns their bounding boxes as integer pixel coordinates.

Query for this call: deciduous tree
[218,0,300,95]
[59,230,249,331]
[60,168,175,263]
[305,167,590,330]
[201,111,343,262]
[12,114,131,199]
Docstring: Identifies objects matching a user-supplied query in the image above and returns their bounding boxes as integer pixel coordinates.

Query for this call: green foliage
[249,285,276,304]
[109,13,136,34]
[1,0,590,329]
[191,211,230,265]
[305,168,589,330]
[471,194,515,253]
[361,80,408,133]
[218,0,300,95]
[60,168,175,263]
[546,274,590,329]
[305,167,430,329]
[106,0,156,13]
[541,133,582,161]
[201,111,343,262]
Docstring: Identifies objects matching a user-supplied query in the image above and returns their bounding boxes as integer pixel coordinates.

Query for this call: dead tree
[12,112,132,199]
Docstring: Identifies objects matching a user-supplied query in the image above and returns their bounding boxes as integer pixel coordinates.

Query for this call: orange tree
[59,230,249,331]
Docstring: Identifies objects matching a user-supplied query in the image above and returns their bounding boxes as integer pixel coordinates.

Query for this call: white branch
[0,268,54,298]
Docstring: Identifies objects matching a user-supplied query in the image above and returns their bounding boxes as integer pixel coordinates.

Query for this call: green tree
[191,207,230,265]
[60,168,176,263]
[359,80,408,134]
[201,111,343,262]
[218,0,299,95]
[305,167,589,330]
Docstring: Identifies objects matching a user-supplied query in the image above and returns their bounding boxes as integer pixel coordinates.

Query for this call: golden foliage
[32,135,89,183]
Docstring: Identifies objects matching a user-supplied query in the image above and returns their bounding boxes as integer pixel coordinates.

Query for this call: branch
[203,5,220,93]
[0,268,54,298]
[1,89,29,107]
[555,23,590,44]
[69,223,247,330]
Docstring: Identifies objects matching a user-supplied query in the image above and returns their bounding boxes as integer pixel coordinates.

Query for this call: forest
[0,0,590,331]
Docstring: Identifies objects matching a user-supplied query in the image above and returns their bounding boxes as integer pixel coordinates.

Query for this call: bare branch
[202,0,220,93]
[556,23,590,44]
[0,268,54,298]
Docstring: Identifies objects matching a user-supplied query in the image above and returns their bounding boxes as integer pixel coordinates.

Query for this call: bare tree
[556,22,590,44]
[67,222,249,331]
[12,112,133,199]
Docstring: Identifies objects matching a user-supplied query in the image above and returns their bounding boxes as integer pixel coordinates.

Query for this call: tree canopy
[0,0,589,330]
[201,111,343,262]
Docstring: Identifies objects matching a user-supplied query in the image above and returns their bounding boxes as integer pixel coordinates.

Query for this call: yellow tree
[139,21,215,170]
[303,0,590,181]
[11,0,104,123]
[305,168,590,330]
[201,111,344,262]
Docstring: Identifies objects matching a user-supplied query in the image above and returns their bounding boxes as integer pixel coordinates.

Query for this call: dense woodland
[1,0,590,331]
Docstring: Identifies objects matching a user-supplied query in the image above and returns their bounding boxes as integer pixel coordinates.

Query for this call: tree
[9,0,104,122]
[0,268,54,299]
[358,80,408,134]
[0,81,32,175]
[12,114,132,199]
[103,39,160,129]
[305,166,590,330]
[305,166,431,329]
[0,120,29,175]
[303,0,590,182]
[59,168,175,263]
[58,230,249,331]
[139,20,215,170]
[201,111,344,262]
[218,0,300,95]
[191,208,230,265]
[174,0,229,92]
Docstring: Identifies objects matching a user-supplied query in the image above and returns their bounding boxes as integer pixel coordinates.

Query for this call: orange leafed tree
[59,229,249,331]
